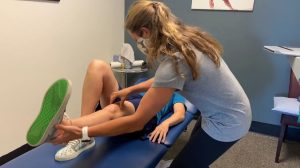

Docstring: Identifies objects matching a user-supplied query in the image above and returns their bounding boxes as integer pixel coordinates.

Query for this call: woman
[52,1,251,167]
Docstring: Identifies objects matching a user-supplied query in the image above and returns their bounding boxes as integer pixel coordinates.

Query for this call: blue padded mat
[2,135,167,168]
[3,78,199,168]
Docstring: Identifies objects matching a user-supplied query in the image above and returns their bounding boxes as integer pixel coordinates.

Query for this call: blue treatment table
[1,78,198,168]
[3,78,199,168]
[2,136,167,168]
[2,100,198,168]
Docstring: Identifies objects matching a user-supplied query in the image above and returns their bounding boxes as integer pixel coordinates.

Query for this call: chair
[275,71,300,163]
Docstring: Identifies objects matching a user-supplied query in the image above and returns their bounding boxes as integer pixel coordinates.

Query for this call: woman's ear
[140,27,151,38]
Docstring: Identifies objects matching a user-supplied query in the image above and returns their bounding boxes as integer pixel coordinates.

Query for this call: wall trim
[250,121,300,141]
[0,144,35,166]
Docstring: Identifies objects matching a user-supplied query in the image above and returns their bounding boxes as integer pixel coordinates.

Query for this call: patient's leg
[81,60,119,116]
[69,101,135,127]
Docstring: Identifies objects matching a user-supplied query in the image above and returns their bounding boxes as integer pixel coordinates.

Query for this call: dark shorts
[112,85,143,111]
[115,86,157,139]
[115,85,142,110]
[113,85,157,139]
[126,93,143,111]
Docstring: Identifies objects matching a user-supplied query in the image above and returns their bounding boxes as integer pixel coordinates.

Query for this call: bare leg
[223,0,233,10]
[81,60,119,116]
[209,0,214,9]
[70,101,135,127]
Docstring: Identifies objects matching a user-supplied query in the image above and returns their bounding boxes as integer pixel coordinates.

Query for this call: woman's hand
[50,124,82,145]
[148,122,169,144]
[110,88,131,107]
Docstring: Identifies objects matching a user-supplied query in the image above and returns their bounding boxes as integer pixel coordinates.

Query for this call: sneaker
[26,78,72,146]
[55,138,96,161]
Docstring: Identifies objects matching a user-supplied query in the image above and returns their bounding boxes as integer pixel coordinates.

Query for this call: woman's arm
[127,78,154,93]
[110,78,154,105]
[149,103,186,143]
[90,87,174,136]
[51,87,175,144]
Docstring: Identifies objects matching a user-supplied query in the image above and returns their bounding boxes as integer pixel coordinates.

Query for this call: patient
[54,60,186,161]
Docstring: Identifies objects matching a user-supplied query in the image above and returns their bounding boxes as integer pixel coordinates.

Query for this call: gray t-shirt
[152,49,252,142]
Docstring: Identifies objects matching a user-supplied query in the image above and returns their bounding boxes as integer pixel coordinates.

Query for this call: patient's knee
[88,59,109,72]
[105,104,123,119]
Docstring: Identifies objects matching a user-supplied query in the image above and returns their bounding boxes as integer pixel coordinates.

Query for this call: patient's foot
[26,79,72,147]
[55,138,95,161]
[51,113,72,139]
[61,113,72,126]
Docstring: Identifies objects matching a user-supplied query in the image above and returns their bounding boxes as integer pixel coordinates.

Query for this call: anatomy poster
[192,0,254,11]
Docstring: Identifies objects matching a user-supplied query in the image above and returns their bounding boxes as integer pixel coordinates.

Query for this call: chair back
[288,71,300,98]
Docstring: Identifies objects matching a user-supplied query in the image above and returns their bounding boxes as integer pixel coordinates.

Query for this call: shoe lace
[63,139,81,154]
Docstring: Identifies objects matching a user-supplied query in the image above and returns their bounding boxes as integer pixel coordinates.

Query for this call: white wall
[0,0,124,156]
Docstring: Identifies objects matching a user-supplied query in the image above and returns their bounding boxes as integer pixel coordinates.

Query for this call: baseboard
[1,121,300,166]
[250,121,300,141]
[0,144,35,166]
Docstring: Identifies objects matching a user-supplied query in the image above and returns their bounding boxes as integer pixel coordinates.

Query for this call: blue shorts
[126,93,143,111]
[113,85,143,110]
[113,86,157,139]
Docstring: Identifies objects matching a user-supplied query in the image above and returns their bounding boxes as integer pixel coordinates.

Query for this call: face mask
[136,38,150,55]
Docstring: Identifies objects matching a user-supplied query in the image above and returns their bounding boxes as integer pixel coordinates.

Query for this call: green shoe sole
[26,79,72,146]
